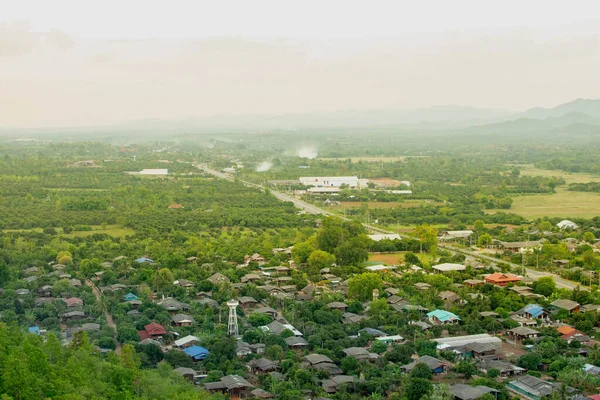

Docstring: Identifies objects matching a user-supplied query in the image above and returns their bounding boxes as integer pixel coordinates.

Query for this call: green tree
[583,231,595,243]
[455,360,477,379]
[348,272,383,301]
[413,224,438,253]
[411,363,433,380]
[153,268,174,293]
[477,233,493,247]
[406,378,432,400]
[307,250,335,276]
[334,237,369,266]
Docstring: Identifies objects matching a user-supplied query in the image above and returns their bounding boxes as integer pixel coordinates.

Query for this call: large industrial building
[299,176,363,188]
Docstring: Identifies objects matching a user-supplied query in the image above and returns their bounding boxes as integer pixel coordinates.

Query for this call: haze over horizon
[2,0,600,128]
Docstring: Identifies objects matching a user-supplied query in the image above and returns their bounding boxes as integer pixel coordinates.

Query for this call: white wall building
[299,176,361,188]
[139,169,168,175]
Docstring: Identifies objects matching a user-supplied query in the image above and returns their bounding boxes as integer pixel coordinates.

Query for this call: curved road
[196,164,581,290]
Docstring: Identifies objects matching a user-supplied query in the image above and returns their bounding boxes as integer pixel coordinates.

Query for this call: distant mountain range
[464,99,600,135]
[118,98,600,133]
[1,98,598,136]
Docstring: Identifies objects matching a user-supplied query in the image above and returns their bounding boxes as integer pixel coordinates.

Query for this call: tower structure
[372,289,379,302]
[227,299,239,336]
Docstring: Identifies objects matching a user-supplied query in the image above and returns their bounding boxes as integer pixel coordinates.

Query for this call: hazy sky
[1,0,600,127]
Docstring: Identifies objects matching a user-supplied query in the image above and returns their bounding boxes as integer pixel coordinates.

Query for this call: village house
[206,273,230,285]
[439,290,459,303]
[375,335,405,344]
[432,263,466,272]
[248,358,280,374]
[124,293,138,301]
[302,354,342,375]
[244,253,266,266]
[174,335,200,349]
[518,304,550,320]
[38,285,52,297]
[322,375,357,394]
[63,297,83,308]
[414,282,431,291]
[174,367,196,382]
[327,301,348,312]
[549,299,581,314]
[464,279,485,288]
[158,298,190,313]
[400,355,450,374]
[477,359,525,377]
[285,336,309,351]
[261,320,302,337]
[342,312,368,325]
[138,322,168,341]
[173,279,195,290]
[507,326,540,341]
[62,311,85,322]
[427,309,461,325]
[439,230,474,242]
[241,273,262,284]
[484,272,521,287]
[237,296,258,309]
[342,347,380,362]
[450,384,499,400]
[183,345,210,361]
[253,306,278,318]
[171,313,194,327]
[507,375,577,400]
[497,240,543,253]
[204,375,254,398]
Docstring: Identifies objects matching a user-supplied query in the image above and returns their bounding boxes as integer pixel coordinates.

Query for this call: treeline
[0,325,212,399]
[569,182,600,192]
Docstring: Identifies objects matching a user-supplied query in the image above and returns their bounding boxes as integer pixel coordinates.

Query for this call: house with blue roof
[124,293,139,301]
[134,257,155,264]
[28,326,41,335]
[183,345,210,361]
[520,304,549,320]
[427,309,461,325]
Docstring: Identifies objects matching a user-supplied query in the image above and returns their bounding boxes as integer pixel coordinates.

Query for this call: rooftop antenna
[227,299,239,336]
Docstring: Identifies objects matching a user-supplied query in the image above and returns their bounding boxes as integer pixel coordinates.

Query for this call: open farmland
[512,164,600,185]
[368,251,434,265]
[493,188,600,219]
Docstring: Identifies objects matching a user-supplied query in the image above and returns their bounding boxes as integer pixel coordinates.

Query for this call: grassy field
[4,225,135,238]
[368,251,434,265]
[492,188,600,219]
[512,164,600,185]
[494,165,600,220]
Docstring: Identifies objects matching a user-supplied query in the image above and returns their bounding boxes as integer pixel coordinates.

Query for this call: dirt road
[86,279,121,354]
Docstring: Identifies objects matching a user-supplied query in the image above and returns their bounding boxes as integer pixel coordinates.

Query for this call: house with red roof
[484,273,521,287]
[64,297,83,308]
[138,322,168,340]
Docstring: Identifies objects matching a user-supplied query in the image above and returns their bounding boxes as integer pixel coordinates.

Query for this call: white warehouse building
[299,176,366,188]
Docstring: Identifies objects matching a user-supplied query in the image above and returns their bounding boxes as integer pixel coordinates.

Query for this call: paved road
[196,163,581,289]
[86,279,121,354]
[440,244,582,290]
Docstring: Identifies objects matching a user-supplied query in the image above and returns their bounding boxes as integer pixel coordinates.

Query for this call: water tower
[227,299,239,336]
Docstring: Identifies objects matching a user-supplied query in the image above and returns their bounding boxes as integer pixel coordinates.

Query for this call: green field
[496,188,600,219]
[368,251,434,265]
[512,164,600,185]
